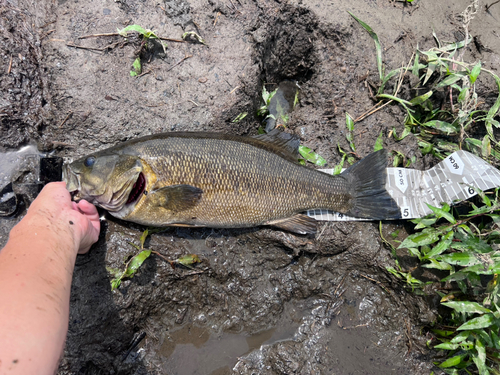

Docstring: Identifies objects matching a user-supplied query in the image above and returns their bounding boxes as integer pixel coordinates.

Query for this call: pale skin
[0,182,100,375]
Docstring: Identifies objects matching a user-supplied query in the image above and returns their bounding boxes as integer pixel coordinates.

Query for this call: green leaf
[176,254,201,269]
[232,112,248,123]
[439,354,466,368]
[470,61,482,85]
[473,339,487,374]
[423,232,453,259]
[111,278,122,290]
[435,342,459,350]
[431,328,455,337]
[346,113,355,131]
[436,252,480,267]
[391,125,412,141]
[124,250,152,278]
[379,68,401,94]
[442,301,491,314]
[399,230,440,249]
[426,203,456,224]
[482,135,491,158]
[333,146,347,175]
[298,145,327,166]
[450,331,471,344]
[436,72,468,88]
[421,120,459,135]
[130,57,142,77]
[457,313,497,330]
[374,131,384,152]
[422,259,452,270]
[485,73,500,131]
[118,24,149,37]
[409,91,433,105]
[106,267,123,278]
[139,229,149,249]
[348,12,383,81]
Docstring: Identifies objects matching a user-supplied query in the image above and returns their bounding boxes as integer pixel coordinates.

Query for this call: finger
[76,200,99,217]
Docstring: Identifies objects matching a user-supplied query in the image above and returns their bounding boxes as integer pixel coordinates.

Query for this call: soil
[1,0,500,374]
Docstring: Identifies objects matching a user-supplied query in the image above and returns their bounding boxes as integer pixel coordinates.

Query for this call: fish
[63,130,401,234]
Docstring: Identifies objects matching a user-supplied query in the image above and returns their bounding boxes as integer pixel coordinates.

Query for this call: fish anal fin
[266,214,317,235]
[149,184,203,212]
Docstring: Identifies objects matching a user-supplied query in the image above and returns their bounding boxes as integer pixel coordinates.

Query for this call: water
[158,303,303,375]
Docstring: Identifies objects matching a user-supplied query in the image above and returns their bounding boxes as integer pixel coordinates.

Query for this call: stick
[78,32,185,43]
[165,53,192,72]
[58,111,73,128]
[7,55,12,74]
[66,42,105,52]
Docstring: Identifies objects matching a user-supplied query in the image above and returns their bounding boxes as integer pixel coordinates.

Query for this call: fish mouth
[63,165,81,199]
[126,172,146,205]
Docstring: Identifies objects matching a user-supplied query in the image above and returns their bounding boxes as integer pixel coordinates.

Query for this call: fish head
[63,152,145,212]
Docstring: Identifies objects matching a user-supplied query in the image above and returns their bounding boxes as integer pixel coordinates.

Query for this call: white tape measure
[307,150,500,221]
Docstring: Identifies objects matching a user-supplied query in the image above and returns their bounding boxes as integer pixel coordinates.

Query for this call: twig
[58,111,73,128]
[78,32,185,43]
[40,29,55,40]
[339,323,369,330]
[66,42,105,52]
[79,32,121,39]
[165,53,192,72]
[334,273,348,297]
[7,55,12,74]
[152,250,170,263]
[214,11,221,26]
[137,69,153,78]
[158,36,186,43]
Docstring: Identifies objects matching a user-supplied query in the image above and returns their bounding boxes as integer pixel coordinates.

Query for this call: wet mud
[1,0,500,374]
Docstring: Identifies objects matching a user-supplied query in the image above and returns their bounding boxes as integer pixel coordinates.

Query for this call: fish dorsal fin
[149,184,203,212]
[265,214,317,235]
[251,129,300,162]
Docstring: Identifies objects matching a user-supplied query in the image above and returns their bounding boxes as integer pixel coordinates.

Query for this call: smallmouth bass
[63,131,401,234]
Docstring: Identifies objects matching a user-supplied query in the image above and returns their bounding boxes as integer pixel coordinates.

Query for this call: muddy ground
[1,0,500,374]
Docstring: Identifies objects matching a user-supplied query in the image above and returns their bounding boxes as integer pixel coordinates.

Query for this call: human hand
[26,182,100,254]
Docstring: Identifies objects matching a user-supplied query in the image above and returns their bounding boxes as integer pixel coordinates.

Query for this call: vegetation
[107,229,201,290]
[117,25,168,77]
[351,7,500,374]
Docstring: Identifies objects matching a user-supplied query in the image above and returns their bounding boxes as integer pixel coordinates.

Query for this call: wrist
[11,210,80,255]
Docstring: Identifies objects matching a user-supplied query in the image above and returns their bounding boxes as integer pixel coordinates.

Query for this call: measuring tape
[307,150,500,221]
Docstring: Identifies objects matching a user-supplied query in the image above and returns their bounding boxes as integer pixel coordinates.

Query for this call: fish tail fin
[341,149,401,220]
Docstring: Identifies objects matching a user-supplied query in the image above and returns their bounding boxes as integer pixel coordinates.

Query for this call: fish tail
[342,149,402,219]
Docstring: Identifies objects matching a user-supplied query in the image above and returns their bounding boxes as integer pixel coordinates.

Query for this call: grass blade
[348,12,383,81]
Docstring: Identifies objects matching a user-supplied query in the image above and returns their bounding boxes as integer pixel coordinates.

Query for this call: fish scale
[64,132,401,234]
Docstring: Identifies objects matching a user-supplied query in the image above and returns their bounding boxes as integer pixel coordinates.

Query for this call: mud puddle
[158,302,303,375]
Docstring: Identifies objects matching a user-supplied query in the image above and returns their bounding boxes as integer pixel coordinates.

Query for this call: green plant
[107,229,202,290]
[117,24,168,77]
[349,12,500,164]
[398,191,500,373]
[350,9,500,373]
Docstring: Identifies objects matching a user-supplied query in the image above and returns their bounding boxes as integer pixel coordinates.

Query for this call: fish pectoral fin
[266,214,317,235]
[149,184,203,212]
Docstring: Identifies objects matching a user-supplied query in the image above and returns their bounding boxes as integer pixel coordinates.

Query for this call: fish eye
[84,156,96,168]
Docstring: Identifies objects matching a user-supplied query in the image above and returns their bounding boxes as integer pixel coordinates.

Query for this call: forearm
[0,213,79,375]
